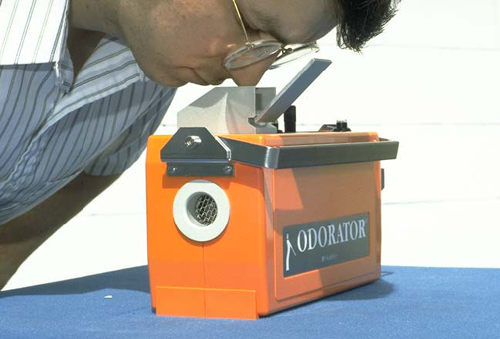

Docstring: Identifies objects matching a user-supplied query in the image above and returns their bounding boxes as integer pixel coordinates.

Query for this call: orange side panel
[271,162,380,301]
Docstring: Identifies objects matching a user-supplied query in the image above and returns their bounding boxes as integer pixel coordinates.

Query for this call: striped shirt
[0,0,176,224]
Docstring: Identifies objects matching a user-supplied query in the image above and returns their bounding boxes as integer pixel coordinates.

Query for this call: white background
[4,0,500,290]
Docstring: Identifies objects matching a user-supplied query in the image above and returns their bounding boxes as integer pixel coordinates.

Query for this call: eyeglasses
[224,0,320,70]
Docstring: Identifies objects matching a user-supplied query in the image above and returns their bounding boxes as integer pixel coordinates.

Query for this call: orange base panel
[146,131,385,320]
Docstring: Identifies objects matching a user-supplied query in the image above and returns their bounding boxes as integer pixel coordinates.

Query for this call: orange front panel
[146,136,205,309]
[202,163,267,292]
[155,287,206,318]
[200,135,275,316]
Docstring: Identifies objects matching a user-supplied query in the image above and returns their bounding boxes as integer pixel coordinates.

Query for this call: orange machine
[146,126,398,320]
[146,59,398,319]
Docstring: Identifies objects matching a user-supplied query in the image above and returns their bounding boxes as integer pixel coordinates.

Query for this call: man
[0,0,399,289]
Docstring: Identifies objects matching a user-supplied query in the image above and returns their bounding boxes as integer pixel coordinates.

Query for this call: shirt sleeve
[0,0,69,65]
[84,87,177,177]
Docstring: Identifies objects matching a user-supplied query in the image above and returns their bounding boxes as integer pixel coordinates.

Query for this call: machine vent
[194,194,218,226]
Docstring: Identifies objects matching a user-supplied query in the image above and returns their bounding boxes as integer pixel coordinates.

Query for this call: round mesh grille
[194,194,218,226]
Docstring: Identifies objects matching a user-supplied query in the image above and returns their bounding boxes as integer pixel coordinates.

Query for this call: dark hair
[335,0,400,52]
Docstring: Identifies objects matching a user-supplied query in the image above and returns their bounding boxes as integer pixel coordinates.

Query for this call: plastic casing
[146,132,382,320]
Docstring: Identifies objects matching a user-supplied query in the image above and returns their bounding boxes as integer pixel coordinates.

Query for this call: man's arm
[0,172,120,290]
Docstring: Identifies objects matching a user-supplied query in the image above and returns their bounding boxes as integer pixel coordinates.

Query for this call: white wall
[5,1,500,290]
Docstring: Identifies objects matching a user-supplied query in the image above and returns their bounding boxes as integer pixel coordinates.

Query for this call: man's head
[107,0,399,87]
[335,0,399,52]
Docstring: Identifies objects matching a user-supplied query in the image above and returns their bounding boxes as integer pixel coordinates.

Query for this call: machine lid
[254,59,332,124]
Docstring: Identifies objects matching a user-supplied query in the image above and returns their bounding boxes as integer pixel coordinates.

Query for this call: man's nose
[228,55,277,86]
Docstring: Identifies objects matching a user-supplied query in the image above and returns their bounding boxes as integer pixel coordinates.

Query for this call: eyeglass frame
[223,0,320,70]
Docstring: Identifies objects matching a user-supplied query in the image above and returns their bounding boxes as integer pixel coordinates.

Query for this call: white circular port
[173,180,230,242]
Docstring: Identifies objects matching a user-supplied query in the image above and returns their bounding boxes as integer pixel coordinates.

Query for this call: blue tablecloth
[1,266,499,339]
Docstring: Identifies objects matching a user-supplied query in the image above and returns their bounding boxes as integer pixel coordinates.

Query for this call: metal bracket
[161,128,234,177]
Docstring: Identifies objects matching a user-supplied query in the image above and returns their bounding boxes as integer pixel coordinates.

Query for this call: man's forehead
[240,0,337,43]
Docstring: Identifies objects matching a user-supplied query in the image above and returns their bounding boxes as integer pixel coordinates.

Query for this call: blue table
[1,266,499,339]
